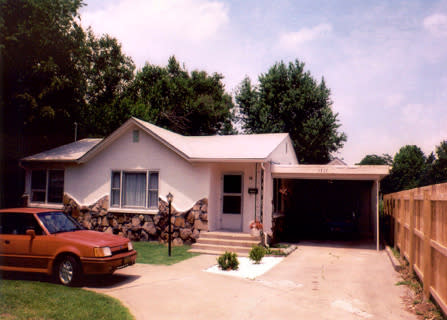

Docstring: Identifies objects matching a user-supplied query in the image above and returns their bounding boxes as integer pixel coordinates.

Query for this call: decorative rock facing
[63,194,208,244]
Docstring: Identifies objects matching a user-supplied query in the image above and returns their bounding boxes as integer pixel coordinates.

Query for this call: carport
[271,164,389,250]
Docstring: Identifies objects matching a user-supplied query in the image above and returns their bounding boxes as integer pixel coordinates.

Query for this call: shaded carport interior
[271,164,389,250]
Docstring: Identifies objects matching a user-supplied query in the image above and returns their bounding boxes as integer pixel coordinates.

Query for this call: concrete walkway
[84,242,417,320]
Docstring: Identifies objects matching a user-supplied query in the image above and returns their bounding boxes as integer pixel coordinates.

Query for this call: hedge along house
[20,117,389,250]
[20,117,297,245]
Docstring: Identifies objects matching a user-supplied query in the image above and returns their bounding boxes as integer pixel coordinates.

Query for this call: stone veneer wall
[63,194,208,245]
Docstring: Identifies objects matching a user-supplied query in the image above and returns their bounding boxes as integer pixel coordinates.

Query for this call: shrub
[217,251,239,270]
[249,245,265,264]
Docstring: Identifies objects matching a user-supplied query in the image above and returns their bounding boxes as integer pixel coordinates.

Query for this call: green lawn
[0,279,134,320]
[133,242,198,265]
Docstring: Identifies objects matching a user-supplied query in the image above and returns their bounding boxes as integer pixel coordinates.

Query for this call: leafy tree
[357,154,393,165]
[427,141,447,184]
[385,145,427,193]
[1,0,87,207]
[114,56,235,136]
[236,60,346,164]
[1,0,86,143]
[0,0,135,206]
[81,29,135,136]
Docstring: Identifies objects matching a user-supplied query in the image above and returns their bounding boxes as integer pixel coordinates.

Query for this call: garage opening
[273,179,375,242]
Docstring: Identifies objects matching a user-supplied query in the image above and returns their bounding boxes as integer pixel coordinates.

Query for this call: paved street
[85,242,417,320]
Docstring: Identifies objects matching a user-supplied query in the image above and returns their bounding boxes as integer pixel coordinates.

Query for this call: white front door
[221,174,243,231]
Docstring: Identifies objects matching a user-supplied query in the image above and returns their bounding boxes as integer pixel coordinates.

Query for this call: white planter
[250,228,261,237]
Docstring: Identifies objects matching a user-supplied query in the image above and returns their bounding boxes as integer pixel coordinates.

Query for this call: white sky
[80,0,447,164]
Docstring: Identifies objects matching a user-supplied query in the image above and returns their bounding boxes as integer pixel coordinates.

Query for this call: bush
[249,245,265,264]
[217,251,239,270]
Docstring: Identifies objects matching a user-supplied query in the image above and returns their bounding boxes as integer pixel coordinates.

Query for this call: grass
[265,247,287,256]
[0,279,134,320]
[270,243,291,249]
[390,246,400,260]
[132,241,198,265]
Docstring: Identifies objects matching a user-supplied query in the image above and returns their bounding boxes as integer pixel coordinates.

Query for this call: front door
[221,174,243,231]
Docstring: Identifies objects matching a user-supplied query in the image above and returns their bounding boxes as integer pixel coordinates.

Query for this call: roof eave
[189,157,267,163]
[271,164,390,181]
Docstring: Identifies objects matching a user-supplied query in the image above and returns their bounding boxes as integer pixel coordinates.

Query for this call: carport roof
[271,164,390,181]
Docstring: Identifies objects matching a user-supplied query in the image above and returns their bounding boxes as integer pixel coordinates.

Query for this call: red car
[0,208,137,285]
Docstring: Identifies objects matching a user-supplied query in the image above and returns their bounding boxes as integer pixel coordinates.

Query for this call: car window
[37,211,82,234]
[0,213,44,235]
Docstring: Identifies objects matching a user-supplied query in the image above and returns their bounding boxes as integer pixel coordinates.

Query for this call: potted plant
[249,220,263,237]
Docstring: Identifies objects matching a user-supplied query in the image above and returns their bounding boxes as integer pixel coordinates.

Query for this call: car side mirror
[26,229,36,239]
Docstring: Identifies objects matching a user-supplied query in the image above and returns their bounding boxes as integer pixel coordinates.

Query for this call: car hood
[53,230,129,247]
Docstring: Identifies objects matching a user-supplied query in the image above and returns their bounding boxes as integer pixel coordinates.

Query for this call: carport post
[375,180,380,251]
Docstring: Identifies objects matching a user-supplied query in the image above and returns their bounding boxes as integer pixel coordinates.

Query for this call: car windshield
[37,211,83,234]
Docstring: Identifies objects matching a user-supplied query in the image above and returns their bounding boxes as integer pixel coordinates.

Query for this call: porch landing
[189,231,261,256]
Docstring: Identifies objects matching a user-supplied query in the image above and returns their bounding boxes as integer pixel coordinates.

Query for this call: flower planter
[250,228,261,237]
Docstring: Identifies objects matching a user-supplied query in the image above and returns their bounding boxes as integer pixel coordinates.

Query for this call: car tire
[56,255,80,286]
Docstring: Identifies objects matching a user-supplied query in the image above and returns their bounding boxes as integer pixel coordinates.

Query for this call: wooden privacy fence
[383,183,447,316]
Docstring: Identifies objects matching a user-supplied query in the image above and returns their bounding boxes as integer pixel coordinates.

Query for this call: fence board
[384,182,447,317]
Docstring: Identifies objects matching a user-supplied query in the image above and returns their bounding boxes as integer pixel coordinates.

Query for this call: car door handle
[4,240,10,244]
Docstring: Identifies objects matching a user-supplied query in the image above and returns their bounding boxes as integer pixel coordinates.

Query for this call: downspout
[260,162,266,223]
[254,163,258,221]
[259,162,266,245]
[376,179,380,251]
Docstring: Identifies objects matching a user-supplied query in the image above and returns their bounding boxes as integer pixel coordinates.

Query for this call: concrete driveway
[85,242,417,320]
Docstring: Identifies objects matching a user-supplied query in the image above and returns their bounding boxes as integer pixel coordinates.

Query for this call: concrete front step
[197,238,259,248]
[189,231,261,256]
[199,231,260,241]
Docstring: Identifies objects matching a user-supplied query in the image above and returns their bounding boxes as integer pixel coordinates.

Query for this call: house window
[111,171,159,209]
[222,174,242,214]
[148,172,159,208]
[111,172,121,207]
[31,169,64,204]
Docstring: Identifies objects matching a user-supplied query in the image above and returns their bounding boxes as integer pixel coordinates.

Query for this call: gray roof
[22,117,292,163]
[133,118,289,160]
[21,138,102,162]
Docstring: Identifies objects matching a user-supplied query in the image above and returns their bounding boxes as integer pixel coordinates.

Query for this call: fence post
[391,198,399,250]
[422,190,432,300]
[399,197,404,251]
[408,192,415,274]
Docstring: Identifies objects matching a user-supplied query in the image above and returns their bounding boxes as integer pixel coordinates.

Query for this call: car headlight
[94,247,112,257]
[128,242,133,251]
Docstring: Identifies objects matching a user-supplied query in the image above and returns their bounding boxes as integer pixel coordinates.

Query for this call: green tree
[81,29,135,136]
[428,141,447,184]
[115,56,235,136]
[357,154,393,165]
[236,60,346,164]
[1,0,87,207]
[385,145,427,193]
[1,0,87,142]
[0,0,135,206]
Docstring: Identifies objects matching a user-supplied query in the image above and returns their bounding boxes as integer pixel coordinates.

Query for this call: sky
[79,0,447,164]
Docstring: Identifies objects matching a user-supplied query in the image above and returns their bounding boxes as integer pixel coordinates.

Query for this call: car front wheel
[56,256,80,286]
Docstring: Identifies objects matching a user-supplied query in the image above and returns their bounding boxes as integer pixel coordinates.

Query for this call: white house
[21,117,389,249]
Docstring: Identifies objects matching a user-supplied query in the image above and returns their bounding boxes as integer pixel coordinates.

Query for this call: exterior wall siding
[64,125,211,212]
[269,137,298,165]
